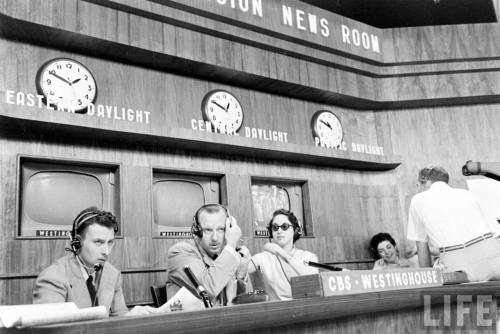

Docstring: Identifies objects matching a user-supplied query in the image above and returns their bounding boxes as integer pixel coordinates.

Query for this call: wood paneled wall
[3,0,500,109]
[0,126,391,304]
[378,104,500,235]
[1,0,500,306]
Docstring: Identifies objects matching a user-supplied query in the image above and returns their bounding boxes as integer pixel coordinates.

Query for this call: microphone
[304,260,344,271]
[183,265,212,308]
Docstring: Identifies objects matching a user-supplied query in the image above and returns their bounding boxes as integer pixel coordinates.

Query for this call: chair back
[150,285,167,307]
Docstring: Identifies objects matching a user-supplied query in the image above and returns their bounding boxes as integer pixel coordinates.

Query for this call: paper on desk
[0,302,107,328]
[157,287,205,313]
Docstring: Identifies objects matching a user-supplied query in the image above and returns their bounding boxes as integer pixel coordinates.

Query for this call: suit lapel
[67,256,115,314]
[66,255,92,308]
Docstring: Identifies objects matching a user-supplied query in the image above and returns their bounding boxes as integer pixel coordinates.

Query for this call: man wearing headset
[33,207,154,316]
[166,204,252,306]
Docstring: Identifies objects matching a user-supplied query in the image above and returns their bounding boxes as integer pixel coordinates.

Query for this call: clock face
[312,110,343,148]
[202,90,243,134]
[36,58,97,113]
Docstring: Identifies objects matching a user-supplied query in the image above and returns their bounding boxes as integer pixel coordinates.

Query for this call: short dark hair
[369,233,396,259]
[268,209,301,242]
[74,206,118,239]
[418,166,449,184]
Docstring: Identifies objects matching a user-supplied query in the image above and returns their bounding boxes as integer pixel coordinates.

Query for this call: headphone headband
[72,212,101,237]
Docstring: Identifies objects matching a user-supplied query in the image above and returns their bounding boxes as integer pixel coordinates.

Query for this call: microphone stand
[183,265,213,308]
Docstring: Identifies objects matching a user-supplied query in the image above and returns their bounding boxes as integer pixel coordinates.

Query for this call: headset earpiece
[191,216,203,238]
[70,211,92,253]
[70,234,82,252]
[294,224,303,242]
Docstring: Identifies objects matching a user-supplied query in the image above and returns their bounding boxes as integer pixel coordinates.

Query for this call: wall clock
[201,90,243,134]
[35,58,97,113]
[311,110,343,148]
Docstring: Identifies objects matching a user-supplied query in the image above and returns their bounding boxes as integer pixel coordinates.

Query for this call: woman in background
[370,232,417,270]
[248,209,318,300]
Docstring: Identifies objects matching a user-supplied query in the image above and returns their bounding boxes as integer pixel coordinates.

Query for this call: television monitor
[251,180,305,237]
[152,171,220,237]
[19,159,120,237]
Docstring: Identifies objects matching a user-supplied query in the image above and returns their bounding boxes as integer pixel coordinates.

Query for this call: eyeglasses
[271,223,292,232]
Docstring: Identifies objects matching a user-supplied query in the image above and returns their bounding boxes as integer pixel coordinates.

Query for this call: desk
[2,282,499,334]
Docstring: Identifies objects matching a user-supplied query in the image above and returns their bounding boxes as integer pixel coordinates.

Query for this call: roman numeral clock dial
[201,90,243,134]
[35,58,97,113]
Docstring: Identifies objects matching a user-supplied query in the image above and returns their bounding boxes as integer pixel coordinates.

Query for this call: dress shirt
[407,182,494,247]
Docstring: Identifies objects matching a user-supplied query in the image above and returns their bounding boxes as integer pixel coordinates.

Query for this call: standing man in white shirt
[407,166,500,281]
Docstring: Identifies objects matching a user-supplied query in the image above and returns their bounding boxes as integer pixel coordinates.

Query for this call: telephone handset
[225,210,245,254]
[226,208,232,228]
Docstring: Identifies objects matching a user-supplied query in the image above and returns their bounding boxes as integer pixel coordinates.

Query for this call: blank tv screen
[19,160,119,237]
[153,180,205,229]
[25,172,103,226]
[152,172,221,238]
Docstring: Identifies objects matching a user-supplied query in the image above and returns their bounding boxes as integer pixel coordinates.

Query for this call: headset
[69,209,118,253]
[191,203,229,238]
[266,209,303,242]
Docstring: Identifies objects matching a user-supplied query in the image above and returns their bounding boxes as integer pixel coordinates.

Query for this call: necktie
[86,275,98,306]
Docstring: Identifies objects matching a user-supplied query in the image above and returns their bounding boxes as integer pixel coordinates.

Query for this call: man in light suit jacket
[167,204,251,306]
[33,207,153,316]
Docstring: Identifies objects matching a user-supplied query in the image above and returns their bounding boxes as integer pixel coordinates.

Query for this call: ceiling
[299,0,498,28]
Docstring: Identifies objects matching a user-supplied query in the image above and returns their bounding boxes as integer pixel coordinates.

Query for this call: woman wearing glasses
[247,209,318,301]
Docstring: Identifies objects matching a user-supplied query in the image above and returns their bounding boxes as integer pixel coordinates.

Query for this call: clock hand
[71,78,81,85]
[225,102,230,112]
[320,120,332,129]
[50,72,71,85]
[211,100,227,111]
